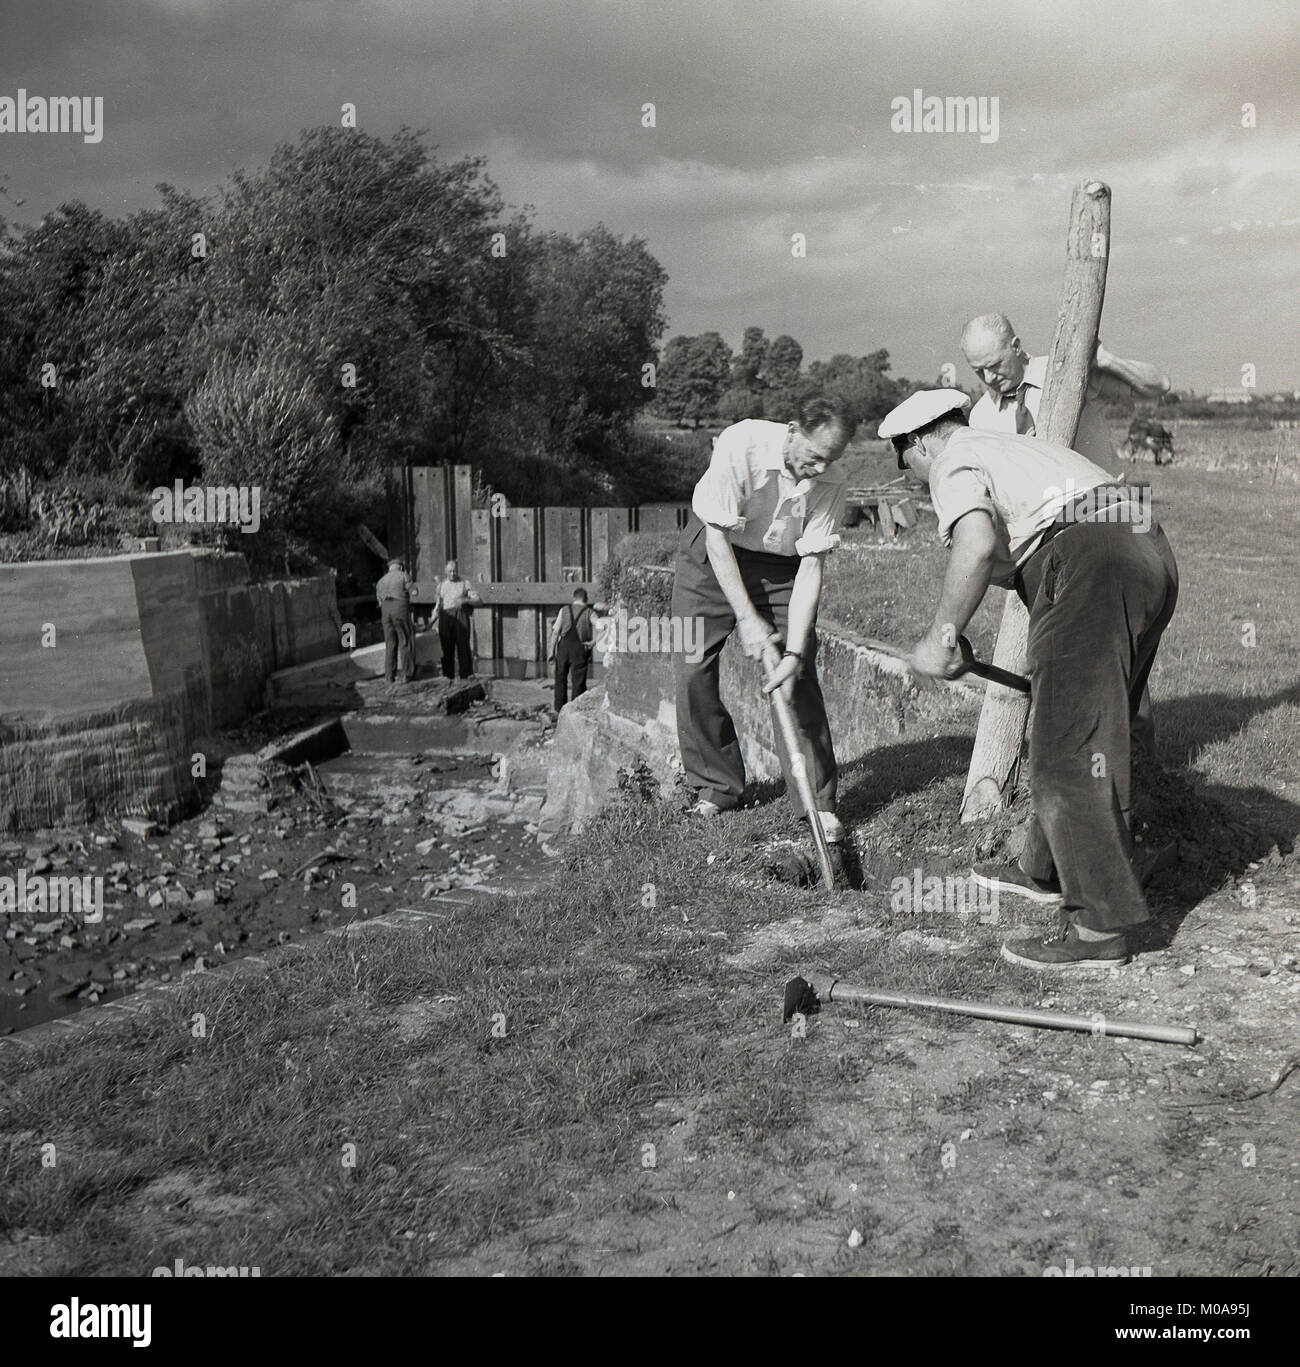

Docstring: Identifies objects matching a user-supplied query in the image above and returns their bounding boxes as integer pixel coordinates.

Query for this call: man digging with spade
[878,389,1179,970]
[672,393,856,861]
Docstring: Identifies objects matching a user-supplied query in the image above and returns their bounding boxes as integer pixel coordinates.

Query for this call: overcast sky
[2,0,1296,391]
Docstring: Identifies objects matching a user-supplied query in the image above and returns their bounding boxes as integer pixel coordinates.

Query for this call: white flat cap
[877,388,971,440]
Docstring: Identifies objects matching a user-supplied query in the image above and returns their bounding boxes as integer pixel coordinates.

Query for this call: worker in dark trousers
[549,587,595,710]
[434,560,480,679]
[375,557,416,683]
[878,389,1179,971]
[672,393,856,844]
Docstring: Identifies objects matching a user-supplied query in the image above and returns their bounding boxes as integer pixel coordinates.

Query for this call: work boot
[971,862,1062,904]
[1000,925,1129,970]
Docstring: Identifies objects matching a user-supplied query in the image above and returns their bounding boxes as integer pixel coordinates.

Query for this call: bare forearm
[704,526,758,622]
[785,554,824,658]
[930,515,997,641]
[1095,346,1170,398]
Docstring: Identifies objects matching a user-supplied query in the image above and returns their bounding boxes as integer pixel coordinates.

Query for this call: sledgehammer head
[782,976,822,1023]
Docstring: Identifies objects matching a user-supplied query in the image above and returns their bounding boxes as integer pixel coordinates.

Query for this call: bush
[609,428,710,505]
[185,352,340,543]
[598,531,678,617]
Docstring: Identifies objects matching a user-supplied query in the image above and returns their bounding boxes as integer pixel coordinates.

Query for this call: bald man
[961,313,1169,472]
[962,313,1170,752]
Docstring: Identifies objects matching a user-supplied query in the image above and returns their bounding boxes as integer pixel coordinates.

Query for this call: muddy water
[0,700,553,1035]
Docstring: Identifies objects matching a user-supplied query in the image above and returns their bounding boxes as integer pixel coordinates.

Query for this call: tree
[805,348,907,427]
[716,325,769,422]
[0,203,133,476]
[761,334,804,420]
[716,383,765,423]
[521,224,667,453]
[201,127,509,474]
[656,332,732,427]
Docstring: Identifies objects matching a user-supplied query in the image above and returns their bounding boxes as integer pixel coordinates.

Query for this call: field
[1,420,1297,1277]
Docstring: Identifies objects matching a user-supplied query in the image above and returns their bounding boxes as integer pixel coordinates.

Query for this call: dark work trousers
[1015,518,1179,934]
[381,600,415,681]
[554,630,590,710]
[671,515,837,814]
[439,609,474,679]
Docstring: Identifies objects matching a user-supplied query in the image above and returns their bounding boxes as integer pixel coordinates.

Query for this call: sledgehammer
[763,642,837,890]
[783,972,1198,1046]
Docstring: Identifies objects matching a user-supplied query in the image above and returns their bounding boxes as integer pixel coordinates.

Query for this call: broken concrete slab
[257,717,350,768]
[538,685,682,835]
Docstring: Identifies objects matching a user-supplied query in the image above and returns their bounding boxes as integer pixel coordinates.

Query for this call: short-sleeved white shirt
[969,355,1117,470]
[691,419,848,558]
[436,578,475,612]
[927,427,1116,587]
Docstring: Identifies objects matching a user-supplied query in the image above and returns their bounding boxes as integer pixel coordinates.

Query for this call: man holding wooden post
[960,314,1170,470]
[879,388,1179,968]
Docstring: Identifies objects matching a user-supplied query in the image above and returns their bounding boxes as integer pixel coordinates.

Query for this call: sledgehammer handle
[957,636,1031,693]
[763,644,836,890]
[807,973,1197,1046]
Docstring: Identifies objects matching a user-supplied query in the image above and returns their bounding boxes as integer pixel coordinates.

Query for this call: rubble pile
[0,687,560,1035]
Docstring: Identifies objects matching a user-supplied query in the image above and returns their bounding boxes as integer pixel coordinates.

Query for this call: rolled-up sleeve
[929,457,996,546]
[691,426,750,533]
[794,474,847,556]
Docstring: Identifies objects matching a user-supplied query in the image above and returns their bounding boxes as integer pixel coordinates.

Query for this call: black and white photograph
[0,0,1296,1320]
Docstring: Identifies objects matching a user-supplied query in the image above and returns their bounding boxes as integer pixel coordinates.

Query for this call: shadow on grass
[739,734,974,830]
[736,713,1300,958]
[1155,681,1300,771]
[1132,764,1300,952]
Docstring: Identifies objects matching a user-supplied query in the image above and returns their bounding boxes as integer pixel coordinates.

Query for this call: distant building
[1206,388,1256,404]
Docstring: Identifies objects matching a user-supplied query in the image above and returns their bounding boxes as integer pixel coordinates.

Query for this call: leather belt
[1014,483,1137,596]
[1029,483,1136,558]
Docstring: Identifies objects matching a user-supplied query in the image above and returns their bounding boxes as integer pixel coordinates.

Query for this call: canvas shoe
[971,861,1062,904]
[1000,925,1129,970]
[799,811,844,843]
[689,798,723,819]
[819,812,844,844]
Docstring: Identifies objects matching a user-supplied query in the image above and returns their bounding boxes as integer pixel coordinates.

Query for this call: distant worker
[549,587,596,711]
[434,559,480,680]
[376,557,416,684]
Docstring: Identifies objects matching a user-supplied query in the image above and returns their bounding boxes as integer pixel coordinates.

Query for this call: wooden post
[469,507,495,675]
[960,179,1111,822]
[453,464,473,564]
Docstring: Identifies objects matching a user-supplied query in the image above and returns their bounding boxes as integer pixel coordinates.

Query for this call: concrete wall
[538,613,983,833]
[602,621,981,779]
[0,550,341,828]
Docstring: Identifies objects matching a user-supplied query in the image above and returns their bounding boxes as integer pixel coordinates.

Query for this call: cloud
[1,0,1296,388]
